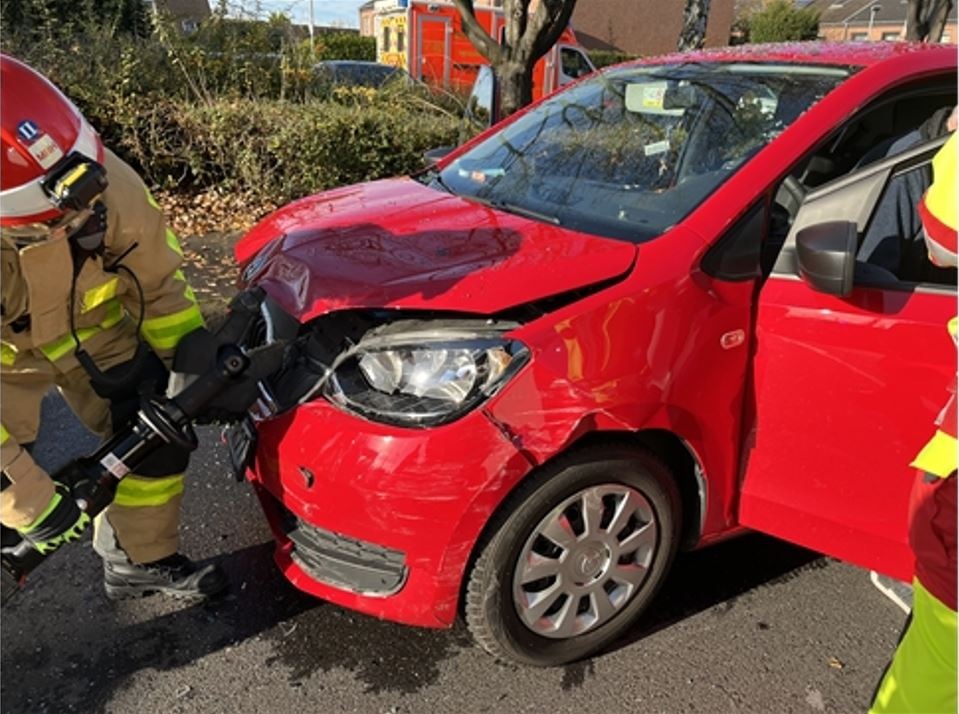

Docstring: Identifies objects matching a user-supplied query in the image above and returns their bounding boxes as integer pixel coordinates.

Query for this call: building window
[850,32,869,40]
[180,18,198,34]
[941,33,952,43]
[881,31,901,41]
[383,26,391,51]
[397,30,405,53]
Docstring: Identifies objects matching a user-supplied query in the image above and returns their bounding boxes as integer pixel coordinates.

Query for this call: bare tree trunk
[905,0,922,40]
[453,0,578,117]
[498,61,535,117]
[927,0,954,40]
[678,0,711,51]
[905,0,955,41]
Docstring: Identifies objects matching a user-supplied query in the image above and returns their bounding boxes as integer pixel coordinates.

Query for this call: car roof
[627,41,955,71]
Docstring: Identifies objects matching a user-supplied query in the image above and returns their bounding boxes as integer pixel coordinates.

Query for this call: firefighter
[870,133,957,713]
[0,54,228,599]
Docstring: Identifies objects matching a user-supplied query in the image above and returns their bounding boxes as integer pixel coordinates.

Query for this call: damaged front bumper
[247,401,533,627]
[228,292,536,627]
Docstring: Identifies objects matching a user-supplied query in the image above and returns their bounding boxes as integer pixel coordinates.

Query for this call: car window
[859,159,957,287]
[766,79,956,285]
[465,66,496,129]
[560,48,592,81]
[432,63,846,243]
[793,80,955,188]
[770,135,957,291]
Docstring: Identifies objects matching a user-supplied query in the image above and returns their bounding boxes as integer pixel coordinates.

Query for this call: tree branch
[451,0,503,62]
[526,0,577,63]
[927,0,954,41]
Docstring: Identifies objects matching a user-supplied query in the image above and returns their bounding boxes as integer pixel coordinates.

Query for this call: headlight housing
[323,324,529,427]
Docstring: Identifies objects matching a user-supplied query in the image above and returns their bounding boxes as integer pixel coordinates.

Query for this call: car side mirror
[795,221,857,297]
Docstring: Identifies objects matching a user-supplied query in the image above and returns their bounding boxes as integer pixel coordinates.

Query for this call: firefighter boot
[103,553,229,601]
[95,513,228,600]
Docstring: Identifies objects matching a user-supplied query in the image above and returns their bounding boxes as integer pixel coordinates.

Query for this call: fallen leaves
[153,188,278,318]
[156,188,278,238]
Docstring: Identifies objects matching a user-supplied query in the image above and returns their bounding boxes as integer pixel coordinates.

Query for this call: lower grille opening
[278,502,408,596]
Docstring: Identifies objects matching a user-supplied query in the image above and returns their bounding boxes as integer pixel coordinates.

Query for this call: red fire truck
[374,0,595,98]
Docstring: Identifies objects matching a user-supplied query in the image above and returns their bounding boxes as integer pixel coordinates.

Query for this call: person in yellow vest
[870,134,957,712]
[0,54,228,599]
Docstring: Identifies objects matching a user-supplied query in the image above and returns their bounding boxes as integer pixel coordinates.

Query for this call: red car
[232,42,957,666]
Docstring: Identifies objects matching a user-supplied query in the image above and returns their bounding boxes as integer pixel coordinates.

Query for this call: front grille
[279,505,408,596]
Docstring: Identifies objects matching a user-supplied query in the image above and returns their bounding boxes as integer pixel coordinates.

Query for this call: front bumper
[248,398,533,628]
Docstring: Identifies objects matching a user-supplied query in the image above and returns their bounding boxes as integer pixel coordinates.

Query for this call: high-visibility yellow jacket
[1,149,203,529]
[913,134,958,480]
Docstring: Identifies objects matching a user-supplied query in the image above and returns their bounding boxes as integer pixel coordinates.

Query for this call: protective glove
[17,482,91,555]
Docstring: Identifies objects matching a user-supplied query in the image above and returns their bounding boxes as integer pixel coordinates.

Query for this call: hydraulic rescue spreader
[0,288,287,606]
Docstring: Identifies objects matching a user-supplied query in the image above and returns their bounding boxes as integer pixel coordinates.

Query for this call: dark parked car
[312,60,410,89]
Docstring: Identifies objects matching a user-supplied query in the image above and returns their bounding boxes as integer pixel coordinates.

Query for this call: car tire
[464,445,681,666]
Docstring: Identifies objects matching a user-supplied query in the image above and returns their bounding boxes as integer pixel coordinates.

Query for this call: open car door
[738,138,956,581]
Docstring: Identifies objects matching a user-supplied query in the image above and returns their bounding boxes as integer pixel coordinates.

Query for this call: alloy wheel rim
[512,483,658,639]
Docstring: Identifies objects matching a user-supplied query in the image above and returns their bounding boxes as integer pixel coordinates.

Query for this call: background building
[806,0,957,42]
[148,0,211,33]
[572,0,735,55]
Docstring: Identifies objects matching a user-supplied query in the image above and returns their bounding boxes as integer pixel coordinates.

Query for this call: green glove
[18,483,91,555]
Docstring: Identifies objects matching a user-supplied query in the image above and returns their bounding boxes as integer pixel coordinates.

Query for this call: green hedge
[588,50,636,69]
[131,92,461,202]
[2,25,463,206]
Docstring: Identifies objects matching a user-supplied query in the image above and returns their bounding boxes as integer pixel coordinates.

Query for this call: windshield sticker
[459,167,505,184]
[643,140,670,157]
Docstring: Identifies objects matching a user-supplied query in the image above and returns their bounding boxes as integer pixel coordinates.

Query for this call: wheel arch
[456,427,706,616]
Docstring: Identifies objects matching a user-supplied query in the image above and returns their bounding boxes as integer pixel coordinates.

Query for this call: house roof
[805,0,958,26]
[155,0,211,18]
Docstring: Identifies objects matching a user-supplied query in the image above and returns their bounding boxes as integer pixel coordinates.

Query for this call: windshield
[431,63,848,242]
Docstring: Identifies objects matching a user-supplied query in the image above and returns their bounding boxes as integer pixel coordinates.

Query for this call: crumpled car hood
[235,177,637,320]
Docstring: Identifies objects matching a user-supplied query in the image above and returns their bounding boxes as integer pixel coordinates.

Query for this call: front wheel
[464,445,681,666]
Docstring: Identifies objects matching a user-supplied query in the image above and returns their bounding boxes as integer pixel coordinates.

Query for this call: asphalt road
[1,394,906,714]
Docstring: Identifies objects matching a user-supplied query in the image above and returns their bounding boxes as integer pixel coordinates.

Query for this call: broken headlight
[323,328,529,427]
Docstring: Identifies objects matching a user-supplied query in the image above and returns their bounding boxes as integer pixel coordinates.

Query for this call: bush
[745,0,820,43]
[587,50,636,69]
[2,17,462,207]
[110,91,462,204]
[313,32,376,61]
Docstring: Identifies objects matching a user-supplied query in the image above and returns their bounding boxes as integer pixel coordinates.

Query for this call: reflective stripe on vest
[912,429,958,479]
[141,303,204,352]
[81,277,120,313]
[166,228,183,257]
[38,300,124,362]
[112,474,185,508]
[1,341,17,366]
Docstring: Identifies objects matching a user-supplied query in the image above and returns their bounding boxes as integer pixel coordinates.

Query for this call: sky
[248,1,368,29]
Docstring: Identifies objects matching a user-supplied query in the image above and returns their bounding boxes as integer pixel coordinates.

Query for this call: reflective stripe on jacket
[0,148,203,368]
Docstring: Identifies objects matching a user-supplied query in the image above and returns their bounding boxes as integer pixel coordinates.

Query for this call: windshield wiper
[468,195,561,225]
[422,169,453,194]
[497,201,561,225]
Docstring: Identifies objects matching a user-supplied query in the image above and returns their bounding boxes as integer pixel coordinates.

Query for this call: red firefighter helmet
[0,53,104,228]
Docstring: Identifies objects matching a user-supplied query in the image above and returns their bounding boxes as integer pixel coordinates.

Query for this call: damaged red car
[231,42,957,665]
